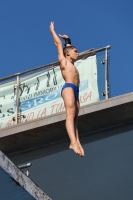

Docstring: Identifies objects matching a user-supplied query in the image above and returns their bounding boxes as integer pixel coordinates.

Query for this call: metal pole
[15,75,20,124]
[105,48,108,99]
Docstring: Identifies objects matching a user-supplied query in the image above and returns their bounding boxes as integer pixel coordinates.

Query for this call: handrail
[0,45,111,82]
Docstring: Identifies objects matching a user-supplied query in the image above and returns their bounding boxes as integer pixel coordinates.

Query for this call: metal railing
[0,45,111,128]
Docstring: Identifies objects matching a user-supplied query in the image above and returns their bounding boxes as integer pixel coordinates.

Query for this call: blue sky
[0,0,133,97]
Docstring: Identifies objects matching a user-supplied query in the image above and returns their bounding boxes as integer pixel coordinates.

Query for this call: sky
[0,0,133,97]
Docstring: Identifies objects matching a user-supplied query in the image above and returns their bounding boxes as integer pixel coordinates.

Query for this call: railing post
[105,48,109,99]
[15,75,20,124]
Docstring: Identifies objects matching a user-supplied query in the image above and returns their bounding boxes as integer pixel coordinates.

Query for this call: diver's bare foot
[77,141,85,156]
[69,142,82,156]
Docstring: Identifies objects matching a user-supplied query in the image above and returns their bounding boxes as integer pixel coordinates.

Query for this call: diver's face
[69,48,79,61]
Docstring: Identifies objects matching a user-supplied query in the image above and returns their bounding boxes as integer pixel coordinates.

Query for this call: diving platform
[0,92,133,155]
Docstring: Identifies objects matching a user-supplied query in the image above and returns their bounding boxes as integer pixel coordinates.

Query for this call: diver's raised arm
[50,22,64,62]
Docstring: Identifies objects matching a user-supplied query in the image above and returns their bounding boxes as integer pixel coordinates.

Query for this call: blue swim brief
[61,83,79,99]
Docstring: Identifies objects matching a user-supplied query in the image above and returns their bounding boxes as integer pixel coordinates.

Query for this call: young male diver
[50,22,84,156]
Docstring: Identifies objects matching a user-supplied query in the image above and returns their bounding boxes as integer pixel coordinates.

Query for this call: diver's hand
[59,34,69,39]
[50,22,54,32]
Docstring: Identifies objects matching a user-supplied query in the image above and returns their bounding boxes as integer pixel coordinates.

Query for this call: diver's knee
[66,110,76,119]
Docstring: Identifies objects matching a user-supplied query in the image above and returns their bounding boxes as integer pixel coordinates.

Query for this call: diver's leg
[62,88,82,156]
[74,99,85,156]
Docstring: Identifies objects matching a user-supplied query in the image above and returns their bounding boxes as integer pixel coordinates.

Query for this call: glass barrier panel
[96,53,106,100]
[0,52,110,128]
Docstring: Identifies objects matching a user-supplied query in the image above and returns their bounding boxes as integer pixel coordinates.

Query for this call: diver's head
[63,46,78,61]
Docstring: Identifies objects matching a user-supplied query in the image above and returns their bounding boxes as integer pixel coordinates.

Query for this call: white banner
[0,55,99,129]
